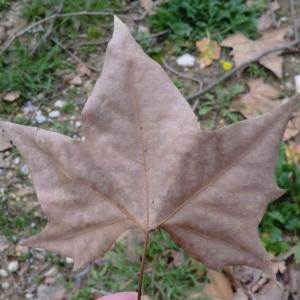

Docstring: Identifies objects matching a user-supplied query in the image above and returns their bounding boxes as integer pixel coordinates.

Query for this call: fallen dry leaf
[0,17,298,295]
[258,1,280,32]
[139,0,153,11]
[285,143,300,164]
[69,75,83,86]
[77,64,92,77]
[2,90,21,102]
[231,79,280,118]
[222,27,288,78]
[284,110,300,140]
[196,37,221,68]
[199,269,234,300]
[254,281,289,300]
[231,79,300,140]
[232,288,248,300]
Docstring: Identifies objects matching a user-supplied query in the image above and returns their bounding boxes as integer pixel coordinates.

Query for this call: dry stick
[268,0,279,28]
[186,39,300,101]
[291,0,299,40]
[31,2,64,54]
[137,231,150,300]
[162,59,204,86]
[51,37,101,72]
[0,10,145,55]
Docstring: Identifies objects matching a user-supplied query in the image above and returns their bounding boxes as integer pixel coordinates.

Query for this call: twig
[0,10,145,54]
[268,0,279,28]
[137,231,150,300]
[51,37,101,72]
[31,2,64,54]
[186,39,300,100]
[162,59,203,86]
[290,0,299,40]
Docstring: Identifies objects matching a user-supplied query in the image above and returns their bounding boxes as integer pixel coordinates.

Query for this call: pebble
[25,293,34,299]
[8,261,19,272]
[54,100,66,108]
[65,257,74,264]
[35,111,47,124]
[20,164,30,175]
[176,53,196,67]
[285,81,294,91]
[21,101,35,114]
[14,157,20,165]
[1,282,10,290]
[48,110,60,118]
[36,284,66,300]
[75,121,81,128]
[0,269,8,277]
[44,267,58,278]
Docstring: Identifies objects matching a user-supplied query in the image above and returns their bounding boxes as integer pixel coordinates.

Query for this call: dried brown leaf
[231,79,300,140]
[200,269,234,300]
[222,27,288,78]
[139,0,153,11]
[254,281,289,300]
[258,1,280,32]
[231,79,281,118]
[0,17,298,280]
[196,38,221,68]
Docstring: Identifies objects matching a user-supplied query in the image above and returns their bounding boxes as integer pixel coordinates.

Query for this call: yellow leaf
[196,37,221,68]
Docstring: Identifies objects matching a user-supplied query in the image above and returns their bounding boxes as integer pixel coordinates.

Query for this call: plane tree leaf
[0,16,298,293]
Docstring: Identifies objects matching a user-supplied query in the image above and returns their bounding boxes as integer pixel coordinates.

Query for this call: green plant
[133,31,164,61]
[83,230,205,300]
[260,145,300,255]
[0,0,11,10]
[0,190,46,243]
[246,63,269,79]
[147,0,267,51]
[199,84,245,123]
[0,44,68,113]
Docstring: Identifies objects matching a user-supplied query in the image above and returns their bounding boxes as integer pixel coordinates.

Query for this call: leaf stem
[137,230,150,300]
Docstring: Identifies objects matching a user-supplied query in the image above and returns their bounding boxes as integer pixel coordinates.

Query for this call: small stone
[14,157,20,164]
[75,121,81,128]
[48,111,60,118]
[65,257,74,264]
[1,282,10,290]
[34,251,46,262]
[44,267,58,278]
[8,261,19,272]
[176,54,196,67]
[25,293,34,299]
[280,16,288,22]
[35,111,47,124]
[21,101,35,114]
[70,75,83,86]
[36,284,66,300]
[0,269,8,277]
[54,100,66,109]
[285,81,294,91]
[20,164,29,175]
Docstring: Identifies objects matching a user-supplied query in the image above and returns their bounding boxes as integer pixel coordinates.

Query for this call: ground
[0,0,300,299]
